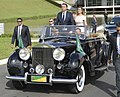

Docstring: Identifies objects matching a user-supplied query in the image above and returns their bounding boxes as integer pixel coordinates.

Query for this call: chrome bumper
[6,73,78,84]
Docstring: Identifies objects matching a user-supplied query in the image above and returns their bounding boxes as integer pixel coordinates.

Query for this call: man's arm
[70,12,75,25]
[108,36,113,61]
[54,13,59,25]
[11,27,16,45]
[26,26,31,46]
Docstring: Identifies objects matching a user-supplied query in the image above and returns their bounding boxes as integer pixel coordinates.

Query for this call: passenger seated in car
[49,18,55,26]
[45,18,55,37]
[75,28,86,40]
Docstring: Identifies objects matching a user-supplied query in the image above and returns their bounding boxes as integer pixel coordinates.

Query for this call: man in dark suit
[11,18,31,49]
[54,3,75,25]
[45,18,55,37]
[92,14,97,33]
[108,23,120,97]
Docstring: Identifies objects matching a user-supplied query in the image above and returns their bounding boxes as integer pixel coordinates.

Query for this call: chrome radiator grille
[32,47,55,73]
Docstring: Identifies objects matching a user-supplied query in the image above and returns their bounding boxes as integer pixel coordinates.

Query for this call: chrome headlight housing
[35,64,45,74]
[53,48,65,61]
[19,48,30,60]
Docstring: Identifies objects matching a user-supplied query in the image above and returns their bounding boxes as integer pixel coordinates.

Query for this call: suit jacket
[92,17,97,26]
[11,25,31,47]
[55,11,75,25]
[45,26,53,37]
[108,32,119,65]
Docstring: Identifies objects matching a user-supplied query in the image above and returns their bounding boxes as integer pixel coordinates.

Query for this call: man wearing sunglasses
[11,18,31,49]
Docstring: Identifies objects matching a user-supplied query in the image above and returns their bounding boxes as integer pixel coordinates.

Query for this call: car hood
[34,38,76,48]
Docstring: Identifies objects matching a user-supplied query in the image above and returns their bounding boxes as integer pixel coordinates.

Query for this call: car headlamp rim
[35,64,45,74]
[19,48,30,60]
[53,48,65,61]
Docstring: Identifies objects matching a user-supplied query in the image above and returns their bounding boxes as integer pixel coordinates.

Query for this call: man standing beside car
[54,3,75,25]
[11,18,32,49]
[108,23,120,97]
[91,14,97,33]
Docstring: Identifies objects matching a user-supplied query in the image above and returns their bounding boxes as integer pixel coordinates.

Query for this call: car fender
[69,52,85,69]
[7,49,24,75]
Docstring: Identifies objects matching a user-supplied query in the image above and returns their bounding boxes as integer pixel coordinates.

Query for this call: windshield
[40,25,88,39]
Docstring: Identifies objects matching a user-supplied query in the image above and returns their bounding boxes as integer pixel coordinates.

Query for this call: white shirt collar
[62,11,67,21]
[18,25,23,35]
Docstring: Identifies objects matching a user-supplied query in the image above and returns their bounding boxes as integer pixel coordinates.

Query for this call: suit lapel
[21,25,24,35]
[60,12,63,22]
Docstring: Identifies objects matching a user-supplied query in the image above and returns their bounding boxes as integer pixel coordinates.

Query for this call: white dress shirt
[18,25,22,36]
[62,11,67,21]
[117,34,120,54]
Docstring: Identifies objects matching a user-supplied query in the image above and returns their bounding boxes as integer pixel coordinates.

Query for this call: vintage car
[6,25,109,93]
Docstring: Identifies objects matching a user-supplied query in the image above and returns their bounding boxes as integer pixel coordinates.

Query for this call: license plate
[31,75,47,83]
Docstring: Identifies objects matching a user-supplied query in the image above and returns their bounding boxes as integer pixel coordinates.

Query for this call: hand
[27,45,32,50]
[10,44,14,49]
[108,59,112,64]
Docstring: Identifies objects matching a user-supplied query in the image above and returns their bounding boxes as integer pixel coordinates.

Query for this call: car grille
[32,47,55,74]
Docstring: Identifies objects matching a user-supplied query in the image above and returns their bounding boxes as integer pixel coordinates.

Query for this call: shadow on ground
[91,80,116,97]
[89,70,116,97]
[5,80,70,94]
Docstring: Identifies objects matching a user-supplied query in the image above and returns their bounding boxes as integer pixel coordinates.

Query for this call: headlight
[53,48,65,61]
[35,64,45,74]
[19,48,30,60]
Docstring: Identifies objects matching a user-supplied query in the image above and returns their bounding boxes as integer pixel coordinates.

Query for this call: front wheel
[69,65,85,93]
[12,80,26,90]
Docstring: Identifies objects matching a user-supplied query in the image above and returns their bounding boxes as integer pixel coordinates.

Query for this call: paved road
[0,64,117,97]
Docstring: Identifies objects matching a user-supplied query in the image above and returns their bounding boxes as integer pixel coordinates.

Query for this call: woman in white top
[75,7,87,33]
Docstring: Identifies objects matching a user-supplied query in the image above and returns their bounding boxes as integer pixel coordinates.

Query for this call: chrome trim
[49,73,53,86]
[24,72,28,83]
[6,73,78,84]
[52,78,78,83]
[6,76,25,81]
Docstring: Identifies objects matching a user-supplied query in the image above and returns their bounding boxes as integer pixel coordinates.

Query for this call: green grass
[5,17,56,34]
[0,37,38,59]
[0,0,59,20]
[0,0,60,34]
[0,0,60,59]
[0,38,14,59]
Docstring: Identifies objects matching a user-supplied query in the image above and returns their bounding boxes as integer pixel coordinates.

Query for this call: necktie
[18,26,24,48]
[117,35,120,54]
[62,12,65,21]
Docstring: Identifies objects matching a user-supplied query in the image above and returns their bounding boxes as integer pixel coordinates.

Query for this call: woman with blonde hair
[75,6,87,33]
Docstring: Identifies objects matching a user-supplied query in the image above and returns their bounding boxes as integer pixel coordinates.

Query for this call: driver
[75,28,86,40]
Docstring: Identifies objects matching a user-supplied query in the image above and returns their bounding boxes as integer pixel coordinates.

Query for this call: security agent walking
[92,14,97,33]
[11,18,31,49]
[54,3,75,25]
[108,23,120,97]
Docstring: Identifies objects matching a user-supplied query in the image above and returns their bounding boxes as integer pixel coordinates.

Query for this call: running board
[95,65,107,71]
